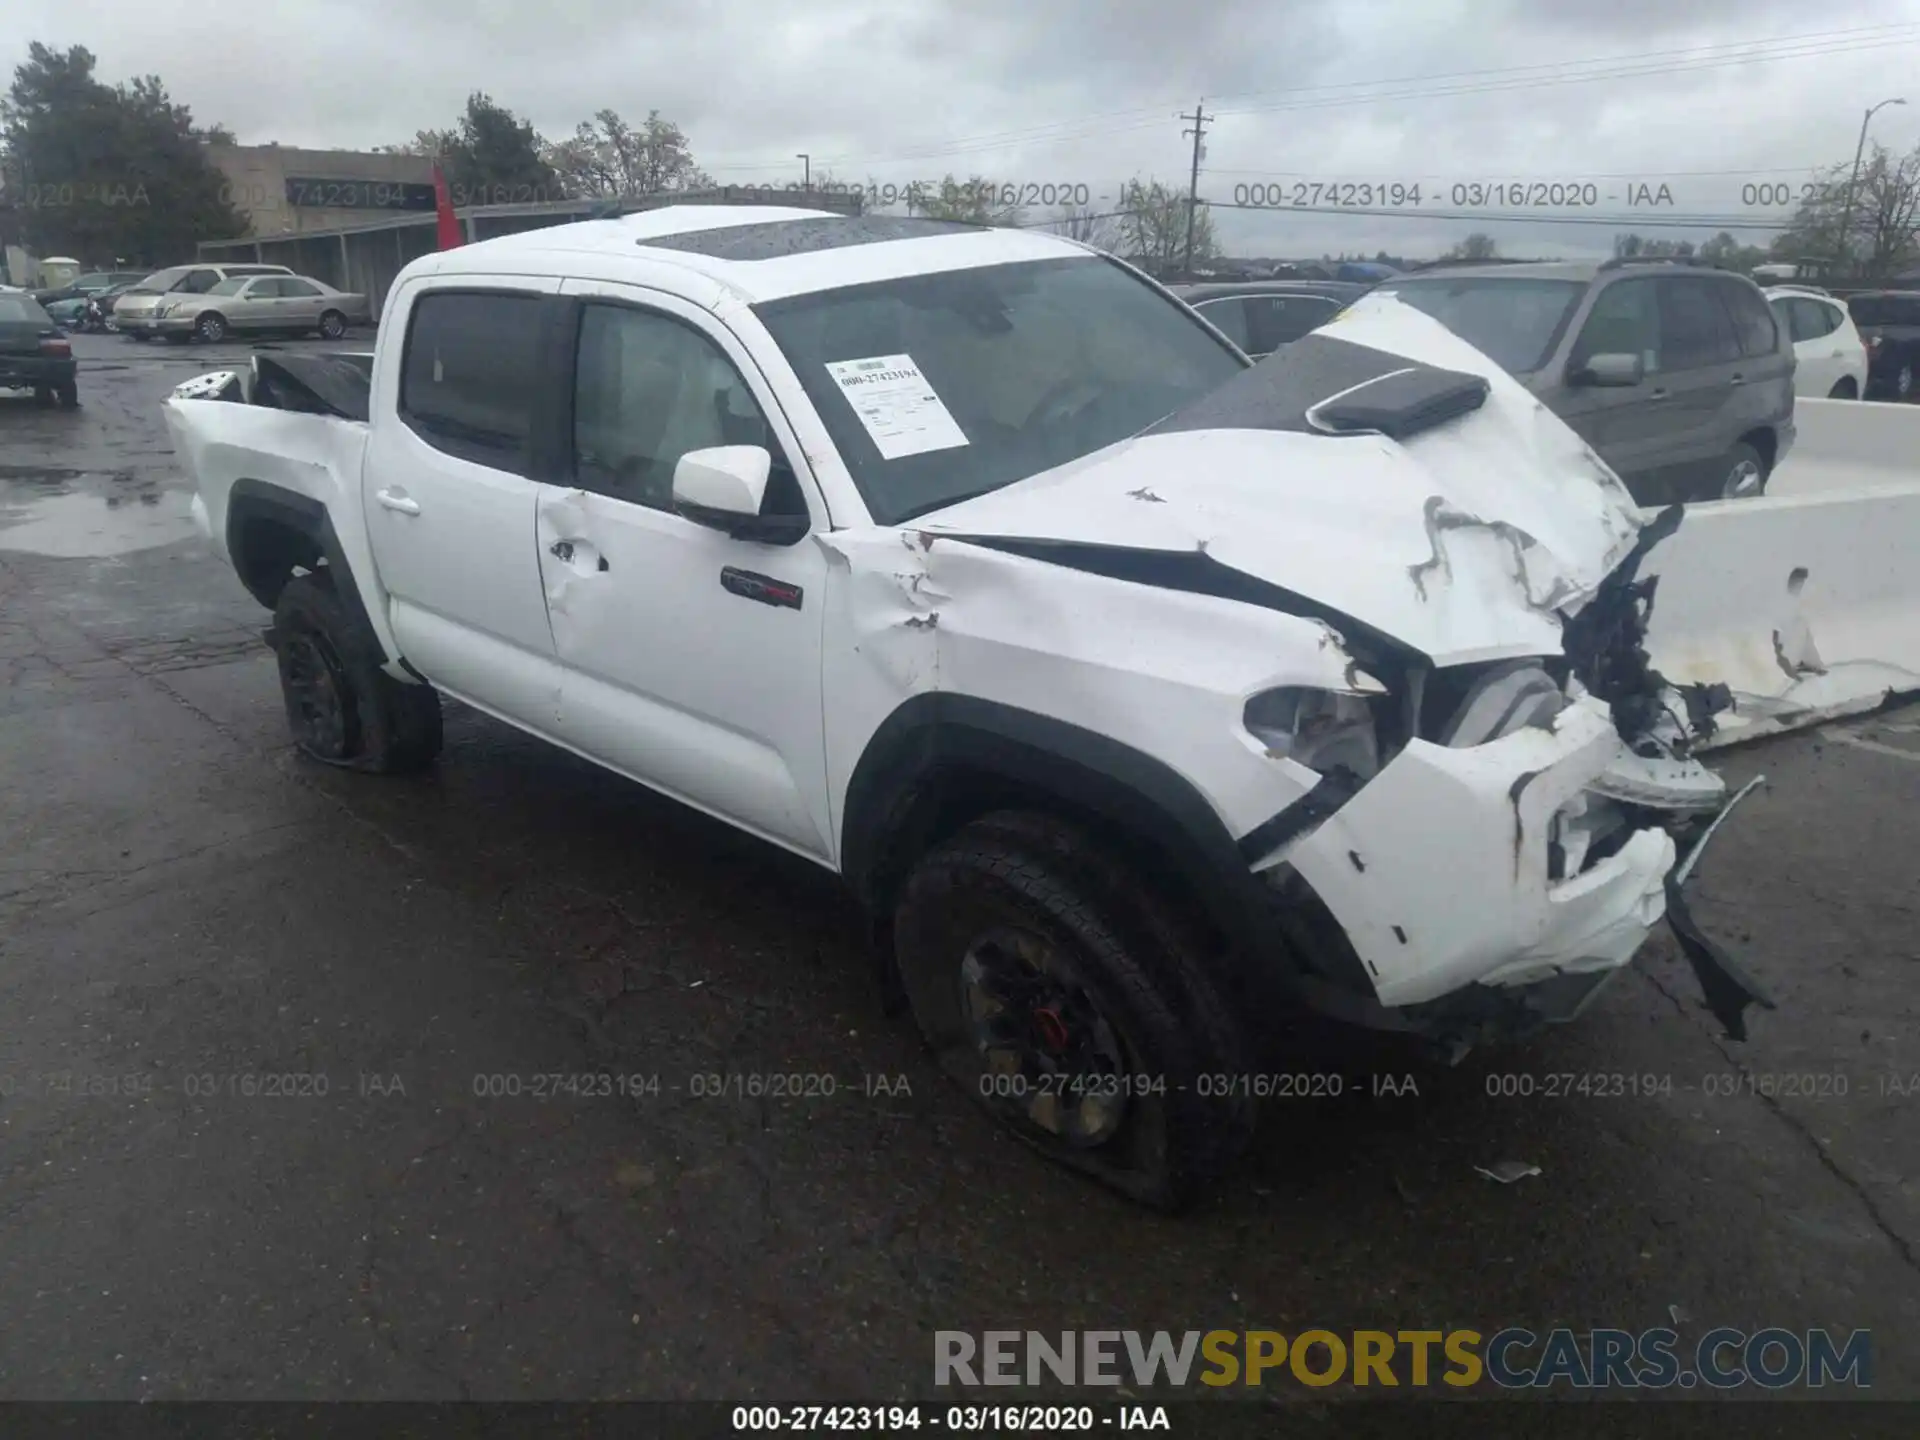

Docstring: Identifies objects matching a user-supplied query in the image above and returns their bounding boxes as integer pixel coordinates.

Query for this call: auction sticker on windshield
[825,354,969,460]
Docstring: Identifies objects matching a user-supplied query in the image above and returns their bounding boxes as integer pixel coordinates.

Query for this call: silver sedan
[153,275,371,344]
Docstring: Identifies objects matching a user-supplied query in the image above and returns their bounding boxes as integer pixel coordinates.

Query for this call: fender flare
[225,478,388,662]
[841,692,1272,959]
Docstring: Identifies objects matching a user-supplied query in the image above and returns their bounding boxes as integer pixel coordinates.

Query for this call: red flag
[432,164,462,250]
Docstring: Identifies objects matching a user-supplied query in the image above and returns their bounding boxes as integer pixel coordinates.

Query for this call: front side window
[179,269,222,294]
[1380,278,1586,374]
[756,256,1245,524]
[399,290,545,473]
[210,278,250,297]
[1258,294,1342,348]
[1570,279,1660,373]
[570,302,805,519]
[1193,297,1252,351]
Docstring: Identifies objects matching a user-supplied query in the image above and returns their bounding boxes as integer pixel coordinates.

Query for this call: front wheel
[892,812,1253,1210]
[317,309,346,340]
[1827,377,1858,400]
[1896,361,1915,401]
[194,311,228,343]
[271,571,443,774]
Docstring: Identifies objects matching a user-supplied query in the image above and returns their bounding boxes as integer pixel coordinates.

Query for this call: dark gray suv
[1375,259,1796,503]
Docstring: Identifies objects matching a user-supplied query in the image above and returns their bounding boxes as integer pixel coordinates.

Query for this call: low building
[196,186,864,320]
[205,144,446,238]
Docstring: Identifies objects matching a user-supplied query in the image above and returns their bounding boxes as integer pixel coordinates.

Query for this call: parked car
[0,292,78,407]
[46,280,139,330]
[1172,280,1372,358]
[32,269,149,308]
[1847,291,1920,400]
[151,273,370,343]
[113,263,295,340]
[1764,286,1868,399]
[164,206,1756,1208]
[1373,258,1796,503]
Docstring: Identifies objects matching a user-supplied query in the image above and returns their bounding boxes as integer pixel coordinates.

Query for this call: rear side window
[1717,281,1779,358]
[1659,277,1742,370]
[1790,298,1840,341]
[400,290,546,473]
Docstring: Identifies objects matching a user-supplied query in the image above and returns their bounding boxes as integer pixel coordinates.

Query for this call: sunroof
[640,214,984,260]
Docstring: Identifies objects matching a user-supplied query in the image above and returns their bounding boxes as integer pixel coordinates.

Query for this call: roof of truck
[403,205,1094,304]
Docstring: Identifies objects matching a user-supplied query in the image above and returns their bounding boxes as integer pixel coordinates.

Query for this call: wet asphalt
[0,334,1917,1408]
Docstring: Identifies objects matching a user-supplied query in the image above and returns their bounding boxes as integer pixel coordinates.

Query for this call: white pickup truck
[165,206,1766,1208]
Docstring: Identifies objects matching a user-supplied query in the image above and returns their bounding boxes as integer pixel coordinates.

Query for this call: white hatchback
[1765,285,1869,399]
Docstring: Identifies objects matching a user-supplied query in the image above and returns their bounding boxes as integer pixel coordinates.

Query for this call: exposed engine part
[1438,662,1567,747]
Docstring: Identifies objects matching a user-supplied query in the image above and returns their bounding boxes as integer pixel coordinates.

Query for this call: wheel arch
[840,695,1286,988]
[225,479,386,659]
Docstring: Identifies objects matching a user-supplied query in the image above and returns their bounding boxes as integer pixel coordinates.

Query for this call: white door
[362,278,565,725]
[536,279,834,862]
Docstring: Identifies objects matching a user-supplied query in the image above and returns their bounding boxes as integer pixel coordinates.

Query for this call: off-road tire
[271,570,442,774]
[893,810,1253,1210]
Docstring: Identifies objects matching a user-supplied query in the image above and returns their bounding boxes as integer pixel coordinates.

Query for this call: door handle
[375,488,420,515]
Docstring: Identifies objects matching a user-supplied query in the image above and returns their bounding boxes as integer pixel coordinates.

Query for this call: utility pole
[797,153,811,191]
[1836,98,1905,276]
[1180,102,1210,281]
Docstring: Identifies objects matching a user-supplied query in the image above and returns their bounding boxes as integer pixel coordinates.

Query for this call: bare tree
[1112,177,1216,275]
[906,174,1025,226]
[1444,232,1499,260]
[1773,144,1920,278]
[543,109,711,201]
[1044,202,1121,251]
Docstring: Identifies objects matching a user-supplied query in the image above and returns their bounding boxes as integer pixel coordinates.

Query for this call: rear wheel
[271,571,442,774]
[54,381,77,409]
[1714,441,1768,501]
[892,811,1253,1210]
[1896,361,1915,401]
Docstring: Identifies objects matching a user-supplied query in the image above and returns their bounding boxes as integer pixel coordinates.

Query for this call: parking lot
[1,334,1917,1403]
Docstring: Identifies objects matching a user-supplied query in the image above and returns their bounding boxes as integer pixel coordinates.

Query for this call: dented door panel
[535,485,835,862]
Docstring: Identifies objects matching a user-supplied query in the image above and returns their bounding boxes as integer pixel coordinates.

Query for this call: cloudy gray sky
[9,0,1920,259]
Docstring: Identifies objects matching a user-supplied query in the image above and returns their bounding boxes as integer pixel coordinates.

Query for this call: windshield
[755,255,1246,524]
[129,268,188,295]
[1375,277,1586,373]
[210,278,249,296]
[0,295,52,324]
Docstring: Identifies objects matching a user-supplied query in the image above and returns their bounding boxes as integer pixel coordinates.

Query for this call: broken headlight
[1245,687,1380,781]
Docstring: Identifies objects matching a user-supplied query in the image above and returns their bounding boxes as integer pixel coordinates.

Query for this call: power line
[696,23,1918,174]
[1204,200,1798,230]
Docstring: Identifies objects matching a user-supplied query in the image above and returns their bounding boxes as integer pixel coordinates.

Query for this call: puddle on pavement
[0,466,198,557]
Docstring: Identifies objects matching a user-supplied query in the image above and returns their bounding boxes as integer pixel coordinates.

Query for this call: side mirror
[671,445,808,545]
[1571,352,1644,387]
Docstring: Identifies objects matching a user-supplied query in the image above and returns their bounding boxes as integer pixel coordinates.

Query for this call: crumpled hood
[919,297,1649,667]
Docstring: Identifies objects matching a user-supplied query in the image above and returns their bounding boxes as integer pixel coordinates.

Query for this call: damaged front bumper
[1255,694,1769,1049]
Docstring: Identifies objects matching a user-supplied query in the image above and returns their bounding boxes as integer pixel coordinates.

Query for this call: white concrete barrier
[1639,487,1920,746]
[1771,397,1920,497]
